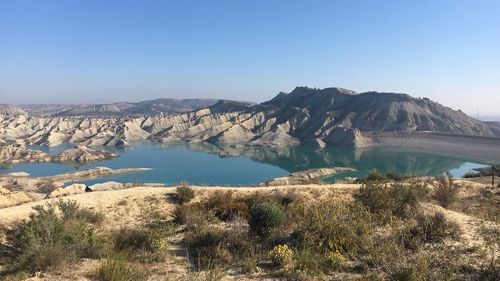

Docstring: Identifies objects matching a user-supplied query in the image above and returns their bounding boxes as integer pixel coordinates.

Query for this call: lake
[0,142,491,185]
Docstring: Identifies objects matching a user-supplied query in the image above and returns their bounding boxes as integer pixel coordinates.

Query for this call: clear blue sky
[1,0,499,117]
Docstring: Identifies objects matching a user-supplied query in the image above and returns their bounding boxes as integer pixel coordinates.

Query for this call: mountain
[485,121,500,137]
[0,105,27,116]
[0,87,497,152]
[52,98,220,117]
[258,87,493,137]
[17,98,220,117]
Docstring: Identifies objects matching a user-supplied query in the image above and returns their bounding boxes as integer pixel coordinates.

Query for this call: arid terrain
[0,173,498,280]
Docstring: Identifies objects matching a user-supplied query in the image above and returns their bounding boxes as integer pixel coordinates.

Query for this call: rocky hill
[0,87,495,148]
[0,105,27,116]
[15,98,220,117]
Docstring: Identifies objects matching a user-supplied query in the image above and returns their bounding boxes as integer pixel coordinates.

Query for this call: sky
[0,0,499,117]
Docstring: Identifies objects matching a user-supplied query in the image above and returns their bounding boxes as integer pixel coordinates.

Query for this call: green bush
[97,252,142,281]
[114,228,153,252]
[293,201,372,256]
[6,201,104,272]
[173,203,210,230]
[363,169,386,183]
[433,175,459,208]
[112,226,171,263]
[248,202,285,236]
[400,212,460,250]
[185,226,253,269]
[354,182,428,221]
[354,183,394,220]
[385,172,404,182]
[201,190,250,221]
[175,184,195,204]
[389,182,428,218]
[58,199,104,224]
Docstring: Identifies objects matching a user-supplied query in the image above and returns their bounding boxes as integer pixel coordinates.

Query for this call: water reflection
[1,142,488,184]
[164,142,477,180]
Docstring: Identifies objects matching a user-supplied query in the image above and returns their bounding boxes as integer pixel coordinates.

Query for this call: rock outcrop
[0,167,151,192]
[263,167,357,186]
[45,181,127,198]
[52,145,117,162]
[0,144,117,163]
[0,87,495,148]
[0,144,52,163]
[0,186,37,208]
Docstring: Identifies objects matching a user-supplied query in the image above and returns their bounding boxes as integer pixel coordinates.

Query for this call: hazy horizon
[1,0,499,116]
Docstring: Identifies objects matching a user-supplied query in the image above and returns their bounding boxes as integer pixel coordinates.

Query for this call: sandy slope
[0,184,359,226]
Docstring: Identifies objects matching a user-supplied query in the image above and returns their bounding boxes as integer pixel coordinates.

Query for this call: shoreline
[364,131,500,162]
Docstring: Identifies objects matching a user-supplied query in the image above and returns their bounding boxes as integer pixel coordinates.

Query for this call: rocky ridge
[0,87,495,148]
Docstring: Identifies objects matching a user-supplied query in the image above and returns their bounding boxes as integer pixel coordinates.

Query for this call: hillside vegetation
[0,176,498,280]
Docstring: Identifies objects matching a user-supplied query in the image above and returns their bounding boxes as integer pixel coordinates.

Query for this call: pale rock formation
[0,144,117,163]
[45,181,126,198]
[46,184,90,198]
[0,144,51,163]
[0,186,37,208]
[264,167,357,186]
[89,181,125,191]
[53,145,117,162]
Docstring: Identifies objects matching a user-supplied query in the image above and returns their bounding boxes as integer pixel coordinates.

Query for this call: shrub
[97,252,141,281]
[248,202,285,236]
[271,244,294,272]
[292,248,323,276]
[58,199,104,224]
[389,182,428,218]
[385,172,404,182]
[185,226,252,269]
[354,182,428,221]
[204,190,235,210]
[173,203,210,230]
[202,190,249,221]
[114,228,153,252]
[293,201,373,256]
[401,212,460,249]
[275,190,298,206]
[6,202,103,272]
[324,250,345,269]
[175,184,195,204]
[433,175,459,208]
[354,183,394,220]
[215,201,249,221]
[112,227,170,262]
[364,169,385,183]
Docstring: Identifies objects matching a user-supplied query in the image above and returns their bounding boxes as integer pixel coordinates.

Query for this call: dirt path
[421,202,493,247]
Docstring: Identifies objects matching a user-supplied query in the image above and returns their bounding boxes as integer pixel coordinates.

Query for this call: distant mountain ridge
[2,98,220,117]
[52,98,221,116]
[0,87,498,152]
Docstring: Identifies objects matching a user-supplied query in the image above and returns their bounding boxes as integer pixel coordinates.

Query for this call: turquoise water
[0,142,491,185]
